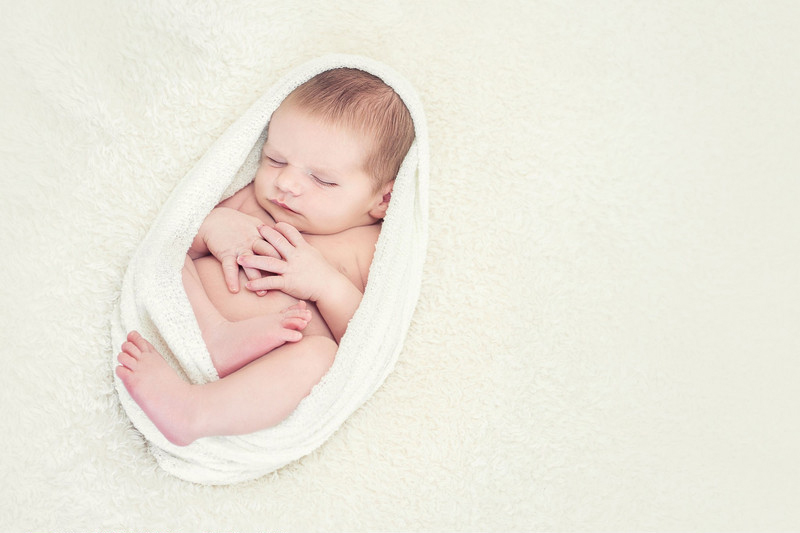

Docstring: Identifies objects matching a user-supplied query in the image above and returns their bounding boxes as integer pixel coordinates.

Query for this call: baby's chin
[267,210,315,234]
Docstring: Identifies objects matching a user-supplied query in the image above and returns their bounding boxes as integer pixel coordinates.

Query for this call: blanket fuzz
[110,54,428,485]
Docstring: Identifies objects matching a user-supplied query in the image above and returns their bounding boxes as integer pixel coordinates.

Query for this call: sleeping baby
[115,68,415,446]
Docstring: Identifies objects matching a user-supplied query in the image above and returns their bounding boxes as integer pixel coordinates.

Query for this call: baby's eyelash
[260,153,335,187]
[311,174,336,187]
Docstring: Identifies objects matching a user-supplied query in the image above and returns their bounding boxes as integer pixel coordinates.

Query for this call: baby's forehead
[265,102,374,152]
[262,105,376,177]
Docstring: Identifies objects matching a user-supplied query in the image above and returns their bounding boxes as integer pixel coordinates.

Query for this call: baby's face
[254,101,388,235]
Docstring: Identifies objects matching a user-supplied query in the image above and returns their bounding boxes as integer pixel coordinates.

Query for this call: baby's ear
[369,181,394,220]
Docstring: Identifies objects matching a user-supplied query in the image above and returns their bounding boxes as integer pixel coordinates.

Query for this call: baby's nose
[275,167,303,195]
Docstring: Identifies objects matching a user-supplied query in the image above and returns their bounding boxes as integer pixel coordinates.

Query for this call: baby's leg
[182,255,311,377]
[116,330,337,446]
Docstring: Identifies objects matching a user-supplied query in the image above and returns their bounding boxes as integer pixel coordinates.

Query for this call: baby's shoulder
[306,223,382,290]
[217,183,254,208]
[338,223,382,261]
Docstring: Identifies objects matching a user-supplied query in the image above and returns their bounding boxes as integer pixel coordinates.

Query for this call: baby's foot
[205,301,312,377]
[116,331,200,446]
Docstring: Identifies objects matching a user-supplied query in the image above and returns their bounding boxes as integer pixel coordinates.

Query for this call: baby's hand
[198,207,279,293]
[237,222,338,302]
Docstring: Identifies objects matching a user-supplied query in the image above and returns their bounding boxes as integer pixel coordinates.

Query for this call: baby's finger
[273,222,306,247]
[220,255,240,293]
[252,239,281,259]
[258,225,296,257]
[243,266,263,281]
[245,274,285,293]
[242,266,268,296]
[237,254,286,275]
[237,252,259,280]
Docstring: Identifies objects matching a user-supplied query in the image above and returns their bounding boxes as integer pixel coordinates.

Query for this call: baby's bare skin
[117,95,394,445]
[117,192,381,445]
[117,329,339,446]
[190,203,373,369]
[193,182,374,341]
[193,253,333,339]
[182,254,313,377]
[117,222,374,444]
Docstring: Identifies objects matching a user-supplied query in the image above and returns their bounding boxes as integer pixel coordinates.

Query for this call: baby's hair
[284,68,415,189]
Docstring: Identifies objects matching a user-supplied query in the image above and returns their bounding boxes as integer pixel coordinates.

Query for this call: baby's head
[257,68,415,234]
[282,68,415,192]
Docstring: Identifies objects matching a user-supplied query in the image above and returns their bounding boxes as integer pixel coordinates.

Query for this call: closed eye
[260,150,285,166]
[311,174,337,187]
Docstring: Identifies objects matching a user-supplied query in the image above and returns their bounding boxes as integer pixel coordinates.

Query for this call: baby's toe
[282,317,309,331]
[128,331,155,353]
[117,351,137,370]
[121,341,141,358]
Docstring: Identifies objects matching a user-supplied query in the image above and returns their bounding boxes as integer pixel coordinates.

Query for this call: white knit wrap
[110,54,428,485]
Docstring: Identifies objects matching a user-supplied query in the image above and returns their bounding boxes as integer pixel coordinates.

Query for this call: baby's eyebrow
[261,141,283,154]
[260,144,277,159]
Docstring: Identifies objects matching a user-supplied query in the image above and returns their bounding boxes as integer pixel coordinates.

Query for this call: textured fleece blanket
[6,2,800,529]
[110,54,428,485]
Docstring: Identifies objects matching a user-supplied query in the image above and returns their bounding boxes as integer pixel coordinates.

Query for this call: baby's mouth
[271,199,298,214]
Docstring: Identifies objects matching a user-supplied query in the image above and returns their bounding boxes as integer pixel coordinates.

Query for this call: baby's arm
[313,271,364,344]
[238,223,365,343]
[187,187,248,258]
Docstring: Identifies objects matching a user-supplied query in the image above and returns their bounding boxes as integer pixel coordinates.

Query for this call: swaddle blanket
[110,54,428,485]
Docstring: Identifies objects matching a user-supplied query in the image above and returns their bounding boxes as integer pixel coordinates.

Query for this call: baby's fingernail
[257,290,267,296]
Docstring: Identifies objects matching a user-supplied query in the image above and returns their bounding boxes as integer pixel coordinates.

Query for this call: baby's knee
[295,335,337,383]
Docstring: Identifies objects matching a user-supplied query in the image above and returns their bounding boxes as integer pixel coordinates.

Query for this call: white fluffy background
[2,1,799,530]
